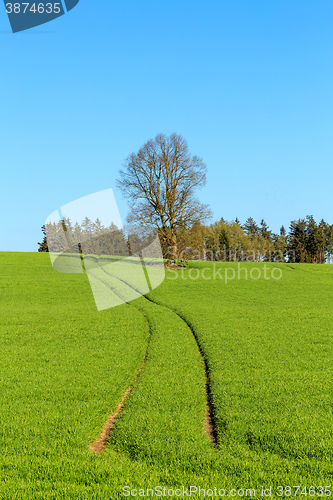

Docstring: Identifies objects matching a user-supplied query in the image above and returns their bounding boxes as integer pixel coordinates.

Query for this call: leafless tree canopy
[116,133,212,252]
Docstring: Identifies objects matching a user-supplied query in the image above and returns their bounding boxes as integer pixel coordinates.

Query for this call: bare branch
[116,133,212,257]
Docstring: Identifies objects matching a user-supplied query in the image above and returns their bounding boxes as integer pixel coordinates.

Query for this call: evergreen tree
[316,219,328,264]
[305,215,317,263]
[243,217,259,236]
[272,226,287,262]
[326,224,333,263]
[260,219,271,239]
[37,225,49,252]
[288,219,307,262]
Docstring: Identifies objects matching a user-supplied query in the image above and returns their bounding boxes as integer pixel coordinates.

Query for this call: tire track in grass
[144,294,218,446]
[95,264,217,447]
[110,299,210,464]
[88,272,153,454]
[89,344,148,454]
[89,382,133,454]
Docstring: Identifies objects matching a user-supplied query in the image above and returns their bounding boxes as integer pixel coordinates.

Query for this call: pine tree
[288,219,307,263]
[316,219,328,264]
[272,226,287,262]
[305,215,317,263]
[38,225,49,252]
[326,224,333,263]
[243,217,259,236]
[260,219,271,239]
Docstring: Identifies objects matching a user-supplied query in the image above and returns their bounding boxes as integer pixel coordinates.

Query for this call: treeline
[38,217,155,256]
[169,215,333,264]
[39,215,333,264]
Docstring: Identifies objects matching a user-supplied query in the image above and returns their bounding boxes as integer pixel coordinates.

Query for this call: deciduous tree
[117,133,212,259]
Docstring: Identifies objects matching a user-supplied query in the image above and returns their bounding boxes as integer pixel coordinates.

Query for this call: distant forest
[38,215,333,264]
[173,216,333,264]
[38,217,154,258]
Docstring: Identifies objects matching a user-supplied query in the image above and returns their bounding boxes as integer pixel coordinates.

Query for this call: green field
[0,253,333,499]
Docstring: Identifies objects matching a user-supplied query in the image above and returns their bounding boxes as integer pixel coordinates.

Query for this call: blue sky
[1,0,333,251]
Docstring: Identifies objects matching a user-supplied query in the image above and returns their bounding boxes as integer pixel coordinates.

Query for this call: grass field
[0,253,333,499]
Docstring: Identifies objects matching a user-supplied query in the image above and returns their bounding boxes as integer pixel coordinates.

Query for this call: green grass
[149,262,333,483]
[109,297,210,467]
[0,253,151,498]
[0,253,333,498]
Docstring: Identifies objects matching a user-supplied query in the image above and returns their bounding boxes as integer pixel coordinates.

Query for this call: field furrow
[95,263,213,461]
[2,253,333,497]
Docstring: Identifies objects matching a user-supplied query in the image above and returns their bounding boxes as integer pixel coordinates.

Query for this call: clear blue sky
[1,0,333,251]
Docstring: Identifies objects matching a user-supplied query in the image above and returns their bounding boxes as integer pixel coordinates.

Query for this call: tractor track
[143,293,218,445]
[89,265,218,453]
[89,356,146,454]
[89,271,153,454]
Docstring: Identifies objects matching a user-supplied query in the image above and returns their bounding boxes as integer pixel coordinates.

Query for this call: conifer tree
[37,225,49,252]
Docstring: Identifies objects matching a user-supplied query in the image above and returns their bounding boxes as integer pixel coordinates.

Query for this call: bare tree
[117,133,212,258]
